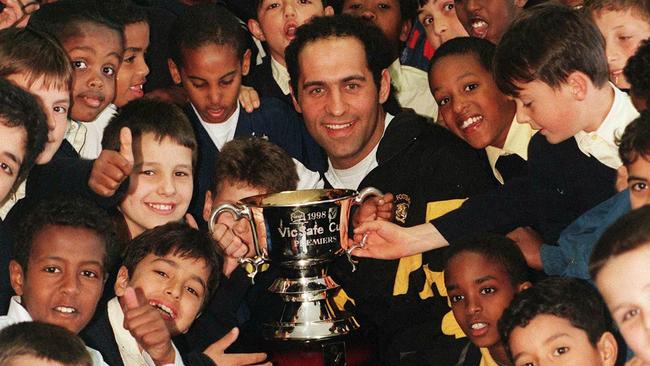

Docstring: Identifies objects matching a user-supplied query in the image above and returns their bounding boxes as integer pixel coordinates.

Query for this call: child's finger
[185,213,198,229]
[212,327,239,351]
[119,127,134,166]
[228,352,268,365]
[124,286,140,310]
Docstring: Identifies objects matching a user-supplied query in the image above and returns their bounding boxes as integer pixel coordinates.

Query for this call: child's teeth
[55,306,76,314]
[471,322,487,330]
[472,20,487,28]
[150,302,174,317]
[461,116,482,129]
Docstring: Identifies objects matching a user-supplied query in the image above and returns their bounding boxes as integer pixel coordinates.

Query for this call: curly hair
[617,108,650,166]
[624,39,650,105]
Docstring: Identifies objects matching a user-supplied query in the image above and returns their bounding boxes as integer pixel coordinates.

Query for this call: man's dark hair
[29,0,125,49]
[0,78,48,186]
[211,137,299,195]
[12,197,118,275]
[169,4,248,68]
[0,322,92,366]
[122,222,222,304]
[286,14,393,100]
[445,233,530,287]
[102,98,198,167]
[589,205,650,280]
[429,36,495,74]
[499,277,613,361]
[617,109,650,166]
[494,3,609,97]
[624,39,650,105]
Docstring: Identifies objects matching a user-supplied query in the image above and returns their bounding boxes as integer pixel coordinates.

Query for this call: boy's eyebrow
[475,275,497,284]
[1,151,22,166]
[152,258,208,291]
[627,175,648,183]
[543,332,570,345]
[446,283,458,291]
[37,255,103,268]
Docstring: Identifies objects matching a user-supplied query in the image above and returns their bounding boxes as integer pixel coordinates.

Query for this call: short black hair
[589,205,650,280]
[0,322,91,366]
[0,78,48,186]
[445,233,530,287]
[122,222,222,305]
[286,14,393,100]
[624,39,650,105]
[12,197,117,275]
[499,277,613,362]
[102,98,198,167]
[104,0,148,27]
[617,109,650,166]
[29,0,124,49]
[494,3,609,97]
[169,4,248,68]
[429,36,496,74]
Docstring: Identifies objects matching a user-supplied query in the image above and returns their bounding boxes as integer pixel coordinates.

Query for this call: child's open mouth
[469,18,489,39]
[53,305,78,315]
[149,300,177,321]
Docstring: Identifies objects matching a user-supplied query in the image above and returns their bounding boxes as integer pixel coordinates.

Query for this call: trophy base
[263,295,360,341]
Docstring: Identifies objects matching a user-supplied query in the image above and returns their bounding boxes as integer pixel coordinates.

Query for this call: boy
[340,0,438,119]
[82,221,268,366]
[444,234,532,366]
[167,5,325,228]
[499,277,618,366]
[245,0,334,106]
[101,98,195,240]
[417,0,467,50]
[584,0,650,91]
[353,3,639,262]
[589,206,650,365]
[428,37,533,184]
[624,39,650,111]
[453,0,527,44]
[0,322,92,366]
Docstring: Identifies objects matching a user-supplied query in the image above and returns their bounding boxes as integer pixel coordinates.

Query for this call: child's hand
[239,85,261,113]
[352,192,394,228]
[0,0,39,29]
[507,226,543,270]
[89,127,134,197]
[626,357,650,366]
[121,287,176,366]
[203,328,270,366]
[211,222,249,277]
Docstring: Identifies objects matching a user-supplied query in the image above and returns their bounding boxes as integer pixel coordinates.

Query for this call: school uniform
[185,98,326,227]
[1,296,108,366]
[244,56,293,107]
[485,118,536,184]
[388,59,438,120]
[80,104,118,159]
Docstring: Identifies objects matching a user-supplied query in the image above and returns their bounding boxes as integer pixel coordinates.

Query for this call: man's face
[0,121,27,201]
[291,36,390,169]
[417,0,468,49]
[114,21,150,108]
[249,0,333,66]
[592,9,650,90]
[342,0,410,59]
[454,0,524,44]
[10,225,106,334]
[429,53,515,149]
[115,252,211,335]
[169,44,248,125]
[509,314,617,366]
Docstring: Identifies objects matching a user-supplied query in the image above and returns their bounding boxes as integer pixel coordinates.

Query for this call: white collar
[271,57,291,96]
[7,296,33,322]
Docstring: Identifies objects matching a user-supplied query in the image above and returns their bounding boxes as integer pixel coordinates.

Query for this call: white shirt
[107,297,184,366]
[388,59,438,120]
[64,119,88,154]
[0,296,108,366]
[80,104,118,159]
[485,117,537,184]
[325,113,394,189]
[574,85,639,169]
[195,103,240,151]
[271,57,291,96]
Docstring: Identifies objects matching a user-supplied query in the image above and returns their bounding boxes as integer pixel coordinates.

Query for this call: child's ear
[247,19,266,42]
[399,19,413,43]
[517,281,532,292]
[378,69,392,104]
[8,260,25,296]
[596,331,618,366]
[114,266,130,297]
[168,58,182,85]
[324,6,334,16]
[566,71,589,101]
[203,190,214,223]
[241,49,252,77]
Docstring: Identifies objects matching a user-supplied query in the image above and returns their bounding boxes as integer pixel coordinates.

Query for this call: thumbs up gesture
[121,287,176,366]
[89,127,135,197]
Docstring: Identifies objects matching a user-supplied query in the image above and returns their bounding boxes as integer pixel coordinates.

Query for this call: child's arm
[507,226,543,270]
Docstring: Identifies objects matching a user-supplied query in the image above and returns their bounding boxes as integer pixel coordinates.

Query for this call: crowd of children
[1,0,650,365]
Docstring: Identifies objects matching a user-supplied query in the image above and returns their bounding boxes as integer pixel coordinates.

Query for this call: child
[453,0,527,44]
[167,4,325,227]
[584,0,650,91]
[624,39,650,111]
[82,221,268,366]
[245,0,334,106]
[444,234,531,366]
[101,98,195,240]
[590,205,650,365]
[2,198,119,365]
[416,0,468,49]
[499,277,618,366]
[340,0,438,119]
[428,37,533,184]
[0,322,92,366]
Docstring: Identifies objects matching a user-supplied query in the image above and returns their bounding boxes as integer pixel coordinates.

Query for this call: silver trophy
[209,188,381,341]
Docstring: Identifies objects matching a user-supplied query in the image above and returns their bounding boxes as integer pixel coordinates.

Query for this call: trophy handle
[345,187,383,271]
[209,203,267,283]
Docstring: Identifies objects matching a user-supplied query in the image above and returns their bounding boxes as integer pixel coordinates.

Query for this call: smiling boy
[453,0,527,44]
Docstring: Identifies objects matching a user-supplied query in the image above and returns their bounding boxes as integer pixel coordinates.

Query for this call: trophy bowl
[209,187,382,341]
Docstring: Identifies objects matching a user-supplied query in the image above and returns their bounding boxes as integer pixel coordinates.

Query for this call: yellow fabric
[485,117,536,184]
[333,287,356,308]
[479,348,499,366]
[392,199,467,296]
